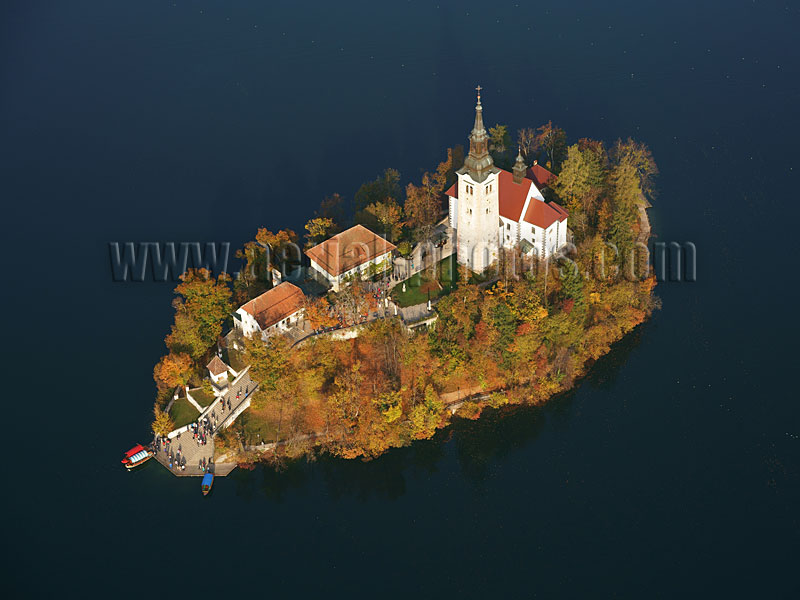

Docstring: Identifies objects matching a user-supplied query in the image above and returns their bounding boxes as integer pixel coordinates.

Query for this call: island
[148,89,658,475]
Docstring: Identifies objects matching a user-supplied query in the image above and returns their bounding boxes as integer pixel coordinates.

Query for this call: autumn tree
[243,333,290,401]
[404,148,456,241]
[363,198,402,241]
[304,217,335,247]
[535,121,568,171]
[153,352,194,393]
[165,268,232,360]
[409,385,443,439]
[152,405,175,437]
[304,296,338,330]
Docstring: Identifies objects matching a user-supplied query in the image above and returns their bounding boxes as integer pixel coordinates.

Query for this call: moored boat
[201,472,214,496]
[122,444,154,470]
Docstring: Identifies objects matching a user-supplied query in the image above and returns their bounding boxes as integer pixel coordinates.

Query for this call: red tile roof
[496,169,532,221]
[305,224,396,277]
[523,198,568,229]
[527,162,557,189]
[239,282,305,330]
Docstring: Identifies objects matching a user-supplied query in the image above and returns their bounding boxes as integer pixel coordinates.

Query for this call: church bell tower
[454,86,500,272]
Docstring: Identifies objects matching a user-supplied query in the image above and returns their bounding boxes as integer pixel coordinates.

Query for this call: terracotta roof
[527,162,556,189]
[239,282,305,330]
[206,355,228,376]
[496,169,533,221]
[305,224,396,277]
[523,199,568,229]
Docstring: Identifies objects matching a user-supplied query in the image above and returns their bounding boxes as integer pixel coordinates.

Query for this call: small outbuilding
[206,355,229,384]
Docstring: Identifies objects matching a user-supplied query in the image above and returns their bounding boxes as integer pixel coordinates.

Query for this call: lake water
[2,1,798,597]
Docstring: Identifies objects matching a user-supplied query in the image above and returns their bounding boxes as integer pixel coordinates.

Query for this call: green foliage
[354,168,402,212]
[166,269,232,360]
[489,124,510,154]
[558,260,586,314]
[396,241,412,257]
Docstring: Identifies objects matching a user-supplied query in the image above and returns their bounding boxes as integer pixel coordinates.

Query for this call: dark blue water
[2,1,798,597]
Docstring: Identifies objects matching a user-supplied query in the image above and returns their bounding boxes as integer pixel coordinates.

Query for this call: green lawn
[169,396,199,429]
[190,388,215,408]
[391,256,458,307]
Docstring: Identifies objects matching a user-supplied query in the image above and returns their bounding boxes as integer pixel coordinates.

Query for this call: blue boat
[201,472,214,496]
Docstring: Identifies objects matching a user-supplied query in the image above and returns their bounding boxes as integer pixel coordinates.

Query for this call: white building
[206,355,229,384]
[305,224,396,292]
[446,90,568,269]
[233,281,306,340]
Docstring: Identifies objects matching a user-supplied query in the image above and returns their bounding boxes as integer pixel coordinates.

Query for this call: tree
[610,138,658,205]
[354,168,401,212]
[364,199,402,241]
[257,228,301,278]
[152,405,174,437]
[404,149,455,240]
[517,128,540,161]
[318,192,346,223]
[255,228,298,255]
[304,296,338,330]
[153,352,193,392]
[508,281,548,325]
[535,121,568,171]
[165,269,232,360]
[329,361,363,428]
[243,333,290,399]
[409,385,442,439]
[304,217,335,247]
[552,142,607,241]
[488,124,510,154]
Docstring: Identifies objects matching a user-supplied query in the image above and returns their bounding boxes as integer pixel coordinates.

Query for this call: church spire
[461,85,495,183]
[513,146,527,183]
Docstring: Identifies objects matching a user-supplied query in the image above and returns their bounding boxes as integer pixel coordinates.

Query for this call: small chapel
[445,88,569,271]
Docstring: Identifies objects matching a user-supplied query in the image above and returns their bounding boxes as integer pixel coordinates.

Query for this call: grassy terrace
[391,256,458,307]
[191,388,215,408]
[169,396,199,428]
[225,348,248,373]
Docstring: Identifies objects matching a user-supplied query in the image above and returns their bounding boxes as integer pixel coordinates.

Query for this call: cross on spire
[475,85,482,102]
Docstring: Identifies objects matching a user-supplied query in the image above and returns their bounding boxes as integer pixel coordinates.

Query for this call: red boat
[121,444,154,469]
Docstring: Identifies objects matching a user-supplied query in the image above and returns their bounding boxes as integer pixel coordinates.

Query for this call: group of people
[167,442,186,471]
[191,417,213,446]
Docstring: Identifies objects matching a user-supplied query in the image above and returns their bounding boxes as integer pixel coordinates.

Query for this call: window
[506,223,510,230]
[486,208,489,214]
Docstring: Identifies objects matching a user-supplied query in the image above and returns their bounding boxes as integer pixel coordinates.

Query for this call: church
[445,89,569,271]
